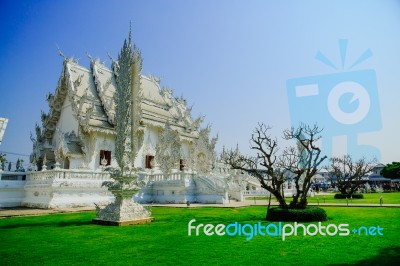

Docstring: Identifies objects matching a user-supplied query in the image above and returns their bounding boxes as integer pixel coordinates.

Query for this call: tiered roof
[40,57,202,142]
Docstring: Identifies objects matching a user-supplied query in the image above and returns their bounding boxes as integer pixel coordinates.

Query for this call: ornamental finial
[56,43,66,60]
[86,52,93,62]
[128,21,133,48]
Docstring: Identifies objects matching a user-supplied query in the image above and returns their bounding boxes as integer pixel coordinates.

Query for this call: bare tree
[223,123,287,208]
[280,124,327,208]
[327,155,376,196]
[222,123,327,209]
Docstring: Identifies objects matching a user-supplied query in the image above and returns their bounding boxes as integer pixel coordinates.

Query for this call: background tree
[0,153,7,171]
[222,123,326,210]
[381,162,400,179]
[19,159,24,171]
[0,153,6,170]
[327,155,376,196]
[16,158,21,171]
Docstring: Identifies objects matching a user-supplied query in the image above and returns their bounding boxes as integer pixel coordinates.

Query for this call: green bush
[334,193,364,199]
[266,207,327,222]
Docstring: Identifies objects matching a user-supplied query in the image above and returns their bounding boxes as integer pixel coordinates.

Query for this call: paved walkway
[1,199,400,218]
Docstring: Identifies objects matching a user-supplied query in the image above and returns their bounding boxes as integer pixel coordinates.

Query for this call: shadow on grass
[330,246,400,266]
[0,219,93,229]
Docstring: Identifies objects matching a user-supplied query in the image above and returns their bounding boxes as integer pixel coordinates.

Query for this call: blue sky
[0,0,399,168]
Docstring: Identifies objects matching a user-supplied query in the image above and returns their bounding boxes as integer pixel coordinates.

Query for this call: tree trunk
[349,186,357,196]
[339,187,347,194]
[275,192,288,209]
[290,193,299,208]
[299,192,308,208]
[266,193,272,220]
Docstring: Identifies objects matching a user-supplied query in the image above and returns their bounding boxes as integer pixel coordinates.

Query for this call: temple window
[100,150,111,166]
[179,159,184,171]
[145,155,155,169]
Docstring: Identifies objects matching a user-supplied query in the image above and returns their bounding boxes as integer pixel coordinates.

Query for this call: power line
[0,150,30,157]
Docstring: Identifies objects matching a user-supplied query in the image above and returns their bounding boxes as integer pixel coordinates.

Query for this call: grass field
[1,206,399,266]
[248,192,400,205]
[308,192,400,204]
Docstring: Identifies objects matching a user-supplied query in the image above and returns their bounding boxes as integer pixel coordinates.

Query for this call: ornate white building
[22,33,245,208]
[0,117,8,145]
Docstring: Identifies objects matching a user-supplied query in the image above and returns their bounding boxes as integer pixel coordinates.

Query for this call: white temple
[18,32,246,208]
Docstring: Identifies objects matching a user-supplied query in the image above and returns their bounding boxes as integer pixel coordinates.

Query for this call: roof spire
[129,21,132,48]
[56,43,66,60]
[86,52,93,62]
[107,51,115,62]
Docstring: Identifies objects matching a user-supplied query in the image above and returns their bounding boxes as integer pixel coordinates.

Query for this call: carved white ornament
[155,123,181,175]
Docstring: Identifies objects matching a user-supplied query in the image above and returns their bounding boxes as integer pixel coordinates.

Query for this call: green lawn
[1,206,399,266]
[248,192,400,205]
[308,192,400,204]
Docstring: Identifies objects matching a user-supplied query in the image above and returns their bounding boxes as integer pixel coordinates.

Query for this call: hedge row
[334,193,364,199]
[266,207,327,222]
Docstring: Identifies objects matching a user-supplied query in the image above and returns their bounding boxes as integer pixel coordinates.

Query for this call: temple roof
[40,58,201,141]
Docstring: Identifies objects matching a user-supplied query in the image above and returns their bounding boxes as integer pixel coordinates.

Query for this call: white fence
[242,189,313,197]
[28,169,111,181]
[142,172,196,182]
[0,169,112,208]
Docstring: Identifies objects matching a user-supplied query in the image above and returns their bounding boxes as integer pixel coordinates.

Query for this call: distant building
[0,117,8,145]
[368,163,389,181]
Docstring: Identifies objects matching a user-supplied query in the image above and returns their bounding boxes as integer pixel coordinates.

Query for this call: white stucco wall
[147,126,160,147]
[181,140,190,159]
[0,179,26,207]
[51,97,79,158]
[90,133,117,170]
[56,97,79,134]
[85,127,163,171]
[135,126,160,169]
[134,146,144,169]
[69,156,83,169]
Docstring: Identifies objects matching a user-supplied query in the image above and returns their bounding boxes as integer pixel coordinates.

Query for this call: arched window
[100,150,111,166]
[145,155,154,169]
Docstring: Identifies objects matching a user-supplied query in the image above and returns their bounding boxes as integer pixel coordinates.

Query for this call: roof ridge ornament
[148,74,161,84]
[107,51,115,63]
[56,43,79,64]
[56,43,67,60]
[86,52,93,62]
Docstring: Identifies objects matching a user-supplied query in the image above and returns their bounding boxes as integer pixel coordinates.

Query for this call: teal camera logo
[287,40,382,160]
